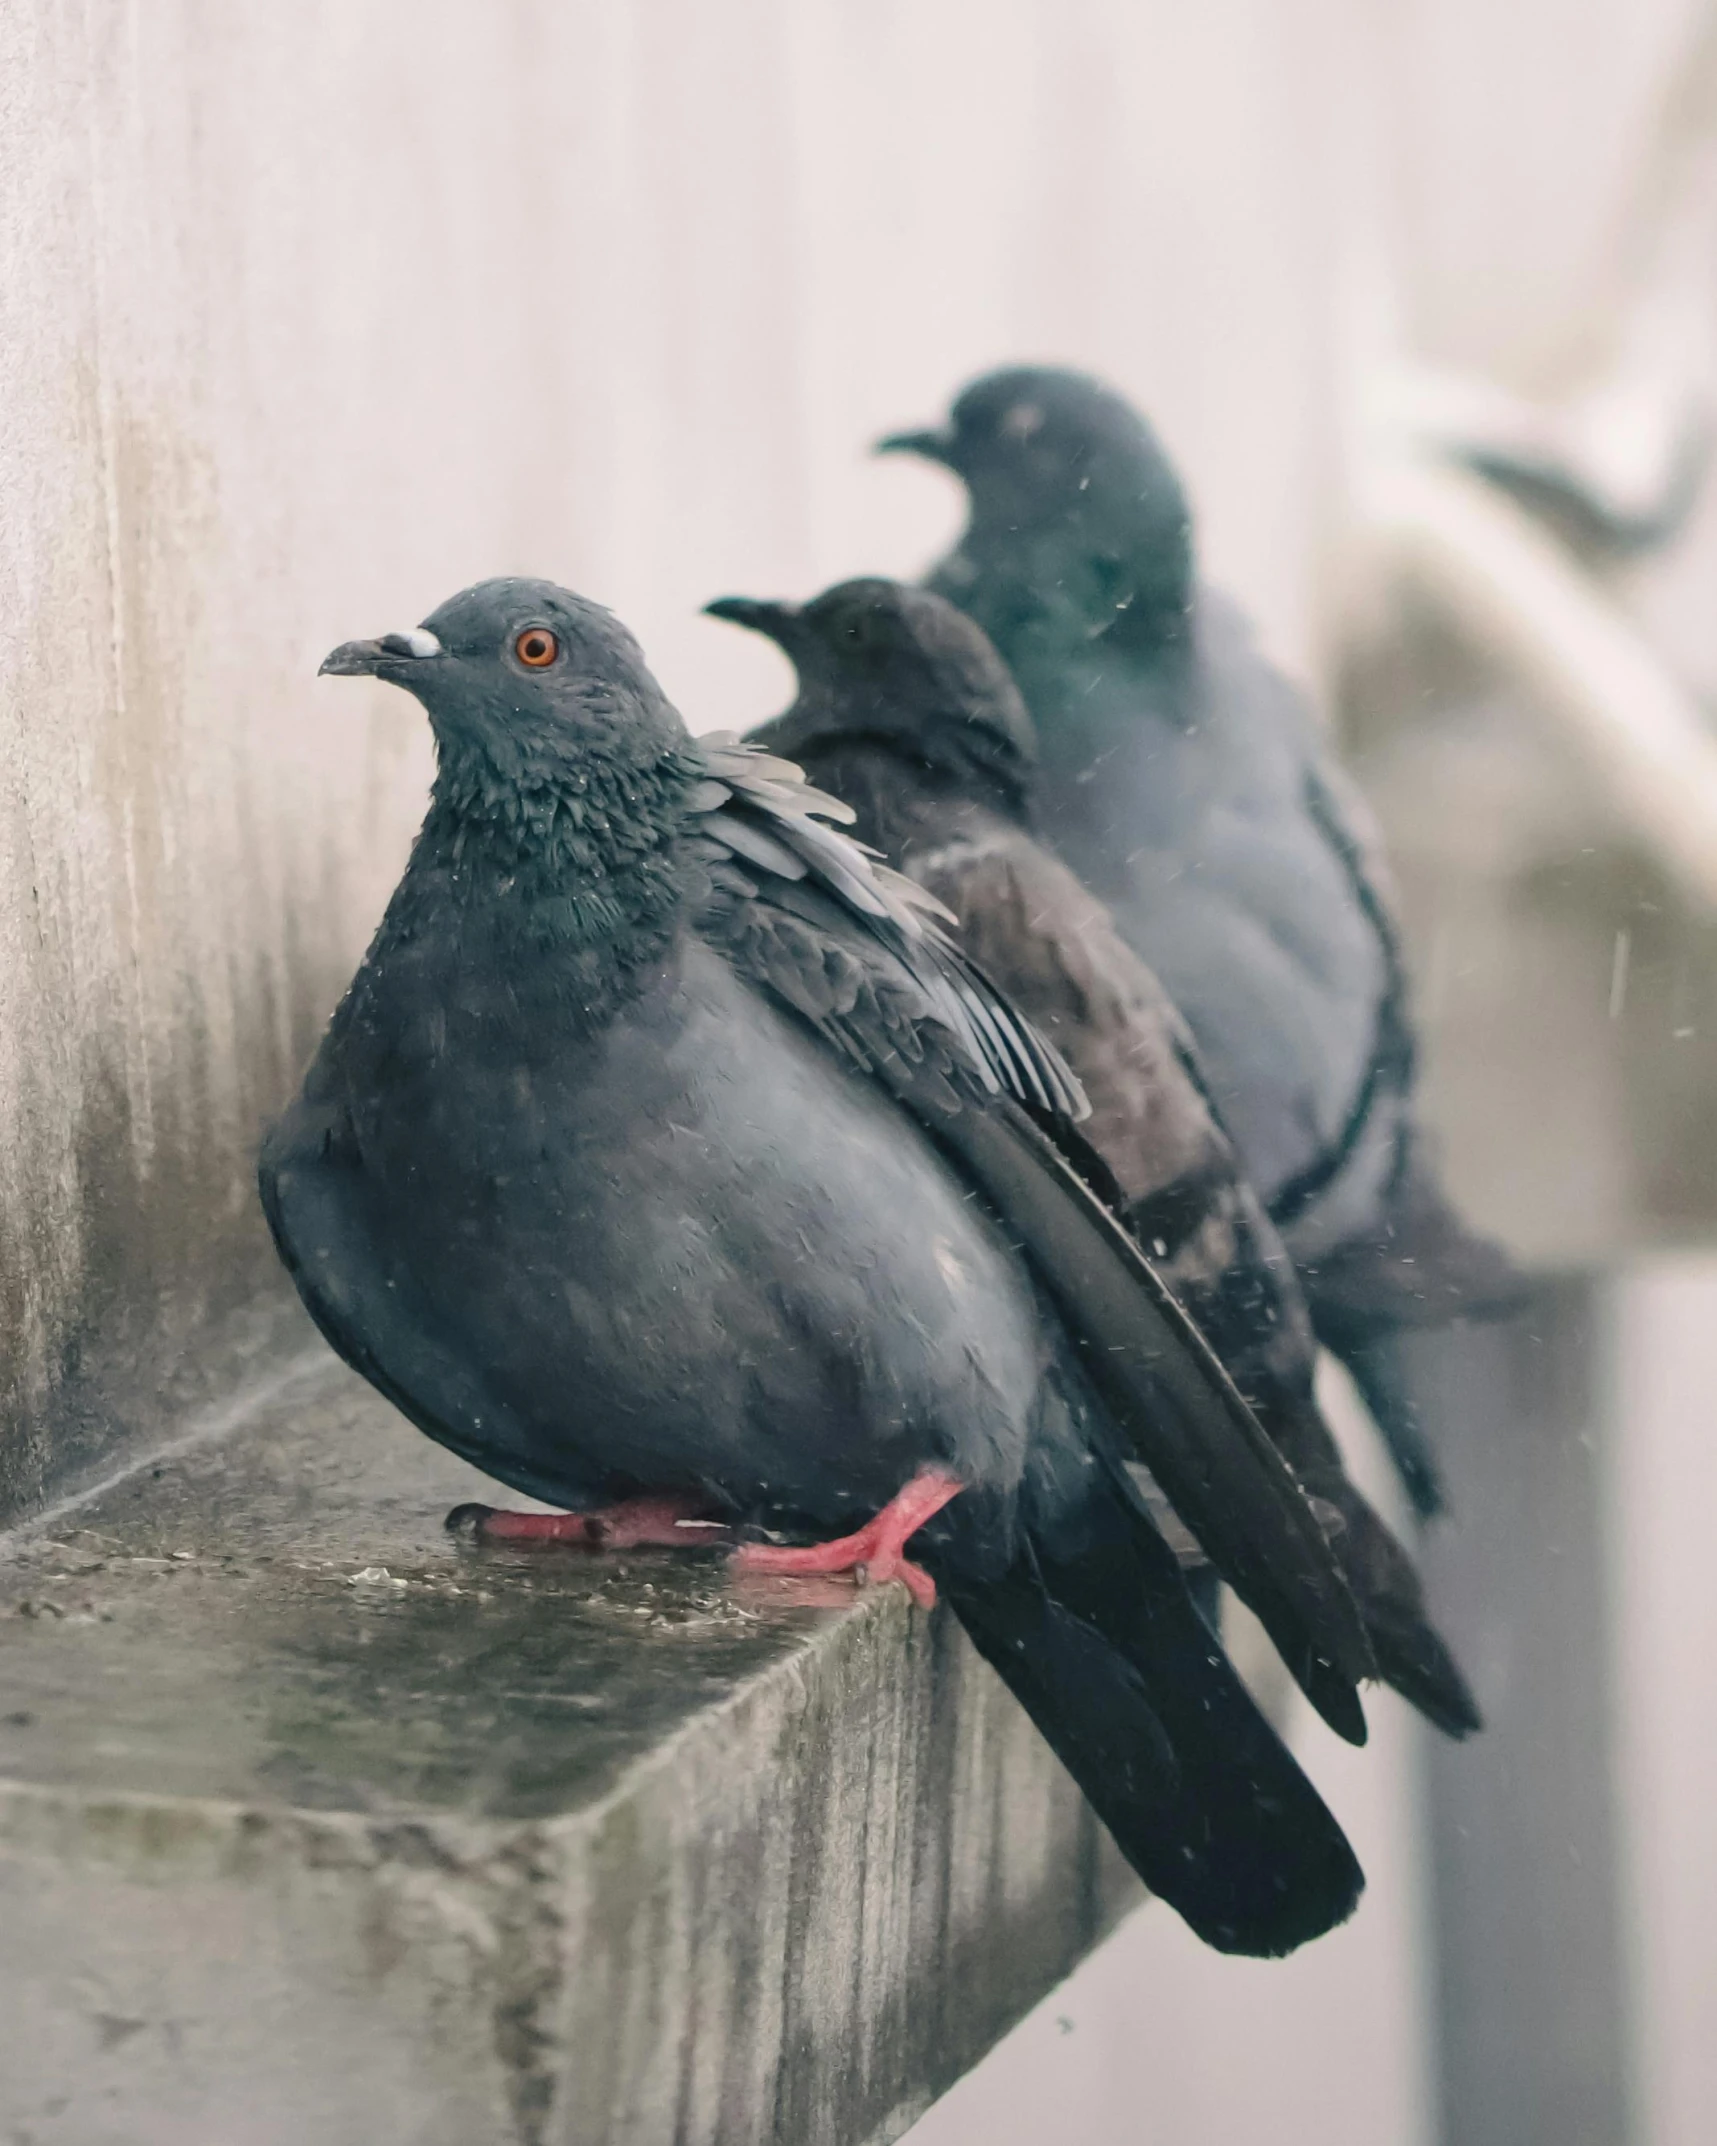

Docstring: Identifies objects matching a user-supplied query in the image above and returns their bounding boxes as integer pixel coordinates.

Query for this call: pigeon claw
[445,1496,732,1549]
[732,1470,962,1611]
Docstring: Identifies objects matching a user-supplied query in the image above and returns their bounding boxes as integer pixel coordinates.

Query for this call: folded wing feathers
[699,809,810,883]
[952,976,1043,1106]
[873,862,961,933]
[988,992,1065,1114]
[692,735,1088,1121]
[700,735,857,822]
[766,811,894,920]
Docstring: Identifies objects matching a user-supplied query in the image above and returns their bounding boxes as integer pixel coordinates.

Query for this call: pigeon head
[321,577,688,798]
[880,367,1195,637]
[320,579,700,951]
[707,577,1037,813]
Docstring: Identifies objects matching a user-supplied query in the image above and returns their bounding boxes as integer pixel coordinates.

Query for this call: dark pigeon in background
[261,575,1374,1956]
[881,367,1525,1517]
[711,575,1479,1737]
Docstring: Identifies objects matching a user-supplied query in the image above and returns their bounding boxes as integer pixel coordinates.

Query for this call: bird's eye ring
[514,627,559,668]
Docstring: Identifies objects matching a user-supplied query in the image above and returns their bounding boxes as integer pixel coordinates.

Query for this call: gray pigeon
[710,575,1479,1737]
[881,367,1525,1516]
[261,576,1373,1956]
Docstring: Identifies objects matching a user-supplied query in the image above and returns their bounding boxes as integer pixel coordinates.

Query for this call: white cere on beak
[401,628,442,658]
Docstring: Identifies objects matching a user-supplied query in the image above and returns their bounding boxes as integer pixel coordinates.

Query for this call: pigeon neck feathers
[936,523,1195,678]
[417,727,701,963]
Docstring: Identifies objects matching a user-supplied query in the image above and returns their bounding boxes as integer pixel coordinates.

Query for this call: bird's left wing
[686,734,1375,1739]
[689,734,1088,1120]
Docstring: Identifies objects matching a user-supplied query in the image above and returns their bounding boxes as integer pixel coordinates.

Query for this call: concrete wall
[0,0,1377,1522]
[12,0,1709,1515]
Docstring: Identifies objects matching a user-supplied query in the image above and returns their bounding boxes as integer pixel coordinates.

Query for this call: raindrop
[1608,930,1631,1020]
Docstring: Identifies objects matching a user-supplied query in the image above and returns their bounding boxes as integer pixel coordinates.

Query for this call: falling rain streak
[1609,930,1631,1020]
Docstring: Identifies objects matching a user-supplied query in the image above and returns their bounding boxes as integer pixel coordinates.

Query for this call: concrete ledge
[0,1353,1137,2145]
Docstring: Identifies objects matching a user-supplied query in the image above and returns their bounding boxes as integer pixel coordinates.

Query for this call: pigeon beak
[875,427,958,469]
[703,596,802,650]
[318,628,444,678]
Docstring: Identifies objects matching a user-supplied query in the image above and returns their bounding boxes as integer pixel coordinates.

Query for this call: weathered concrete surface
[0,0,1371,1522]
[0,1352,1137,2145]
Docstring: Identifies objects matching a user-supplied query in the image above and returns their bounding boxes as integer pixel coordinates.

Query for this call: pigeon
[880,367,1525,1517]
[710,576,1479,1737]
[262,575,1373,1956]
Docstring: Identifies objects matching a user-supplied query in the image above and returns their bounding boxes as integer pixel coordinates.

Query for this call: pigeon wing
[906,816,1479,1736]
[692,734,1087,1120]
[688,740,1374,1733]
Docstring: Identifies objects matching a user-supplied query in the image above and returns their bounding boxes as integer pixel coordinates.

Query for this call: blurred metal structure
[1414,1289,1639,2146]
[1353,456,1717,911]
[1331,22,1717,2144]
[1333,0,1717,1267]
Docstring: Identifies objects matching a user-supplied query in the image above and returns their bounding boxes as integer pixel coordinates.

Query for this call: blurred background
[5,1,1717,2140]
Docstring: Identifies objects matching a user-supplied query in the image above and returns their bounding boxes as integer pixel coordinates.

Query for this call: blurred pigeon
[262,576,1373,1956]
[713,575,1479,1736]
[882,367,1525,1516]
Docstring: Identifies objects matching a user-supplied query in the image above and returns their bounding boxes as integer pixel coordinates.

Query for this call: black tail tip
[1168,1837,1367,1958]
[1370,1621,1485,1738]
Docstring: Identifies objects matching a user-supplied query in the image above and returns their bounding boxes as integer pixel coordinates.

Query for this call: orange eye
[515,627,559,668]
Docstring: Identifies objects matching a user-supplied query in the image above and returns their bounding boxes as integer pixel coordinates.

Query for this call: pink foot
[445,1495,732,1550]
[732,1470,963,1610]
